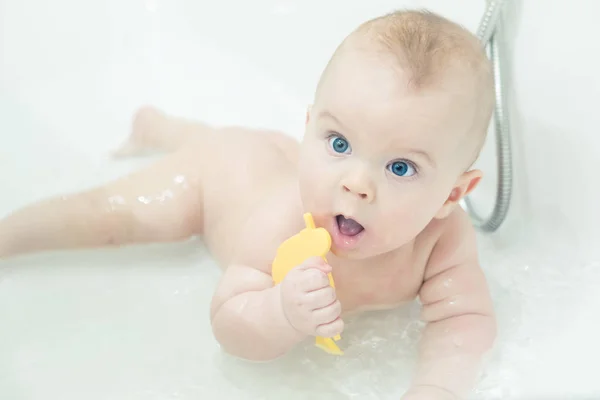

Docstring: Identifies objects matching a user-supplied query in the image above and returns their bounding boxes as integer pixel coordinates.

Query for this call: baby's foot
[112,106,168,158]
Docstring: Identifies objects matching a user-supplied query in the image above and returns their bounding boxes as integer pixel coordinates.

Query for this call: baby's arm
[211,260,343,361]
[404,213,496,399]
[0,146,203,259]
[210,219,343,361]
[210,263,306,361]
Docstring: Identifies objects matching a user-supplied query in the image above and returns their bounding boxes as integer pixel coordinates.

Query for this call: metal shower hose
[464,0,513,232]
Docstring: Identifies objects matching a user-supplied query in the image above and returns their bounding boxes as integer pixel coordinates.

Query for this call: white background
[1,1,599,399]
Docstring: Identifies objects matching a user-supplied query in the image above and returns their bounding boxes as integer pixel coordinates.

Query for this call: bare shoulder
[422,207,479,280]
[229,182,306,275]
[418,207,495,329]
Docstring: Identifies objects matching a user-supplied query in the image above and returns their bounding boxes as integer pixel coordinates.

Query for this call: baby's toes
[131,106,166,139]
[111,106,167,158]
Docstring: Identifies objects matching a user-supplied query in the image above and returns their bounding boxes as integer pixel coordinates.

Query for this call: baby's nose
[341,181,375,203]
[343,185,368,199]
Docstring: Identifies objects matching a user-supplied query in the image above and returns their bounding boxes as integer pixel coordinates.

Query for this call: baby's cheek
[299,160,332,210]
[382,202,429,239]
[313,176,335,210]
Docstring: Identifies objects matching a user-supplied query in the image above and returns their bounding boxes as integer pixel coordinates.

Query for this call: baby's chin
[330,239,405,260]
[330,242,408,262]
[337,225,417,260]
[329,245,371,260]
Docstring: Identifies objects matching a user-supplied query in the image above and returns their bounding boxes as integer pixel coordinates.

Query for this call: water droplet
[108,195,126,205]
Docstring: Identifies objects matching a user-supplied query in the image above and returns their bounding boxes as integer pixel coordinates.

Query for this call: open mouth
[335,215,365,237]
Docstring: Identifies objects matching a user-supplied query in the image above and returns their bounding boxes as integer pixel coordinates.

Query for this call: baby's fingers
[297,257,332,274]
[315,317,344,338]
[305,286,336,310]
[301,268,331,292]
[312,299,342,326]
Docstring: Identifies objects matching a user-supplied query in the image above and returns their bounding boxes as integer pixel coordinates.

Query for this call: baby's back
[199,127,305,267]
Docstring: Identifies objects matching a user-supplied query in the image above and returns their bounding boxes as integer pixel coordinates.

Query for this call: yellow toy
[272,213,343,355]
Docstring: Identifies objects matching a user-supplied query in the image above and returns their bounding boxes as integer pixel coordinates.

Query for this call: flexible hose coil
[464,0,513,232]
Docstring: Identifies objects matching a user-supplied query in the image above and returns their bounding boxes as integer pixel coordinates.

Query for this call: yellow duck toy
[272,213,343,355]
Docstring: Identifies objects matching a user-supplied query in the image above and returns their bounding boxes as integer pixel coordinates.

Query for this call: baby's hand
[279,257,343,338]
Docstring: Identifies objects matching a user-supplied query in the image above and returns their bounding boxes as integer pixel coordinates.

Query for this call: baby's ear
[305,105,312,125]
[434,169,483,219]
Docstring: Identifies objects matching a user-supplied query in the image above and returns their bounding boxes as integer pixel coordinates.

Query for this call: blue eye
[328,135,351,154]
[388,160,416,177]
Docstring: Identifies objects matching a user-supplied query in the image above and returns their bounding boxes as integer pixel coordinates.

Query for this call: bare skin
[0,48,496,400]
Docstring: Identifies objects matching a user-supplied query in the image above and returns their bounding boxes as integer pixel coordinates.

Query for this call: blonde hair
[318,9,495,161]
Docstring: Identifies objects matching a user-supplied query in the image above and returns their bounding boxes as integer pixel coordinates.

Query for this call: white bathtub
[1,0,599,399]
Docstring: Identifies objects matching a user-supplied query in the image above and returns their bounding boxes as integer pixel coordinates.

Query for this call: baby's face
[298,48,480,259]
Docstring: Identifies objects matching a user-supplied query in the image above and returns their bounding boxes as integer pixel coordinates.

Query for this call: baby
[0,10,496,400]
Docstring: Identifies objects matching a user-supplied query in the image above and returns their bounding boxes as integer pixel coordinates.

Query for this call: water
[2,0,599,399]
[2,223,599,400]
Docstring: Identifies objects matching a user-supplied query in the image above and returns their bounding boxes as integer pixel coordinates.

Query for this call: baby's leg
[112,106,211,157]
[0,115,215,259]
[0,106,299,260]
[113,106,299,163]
